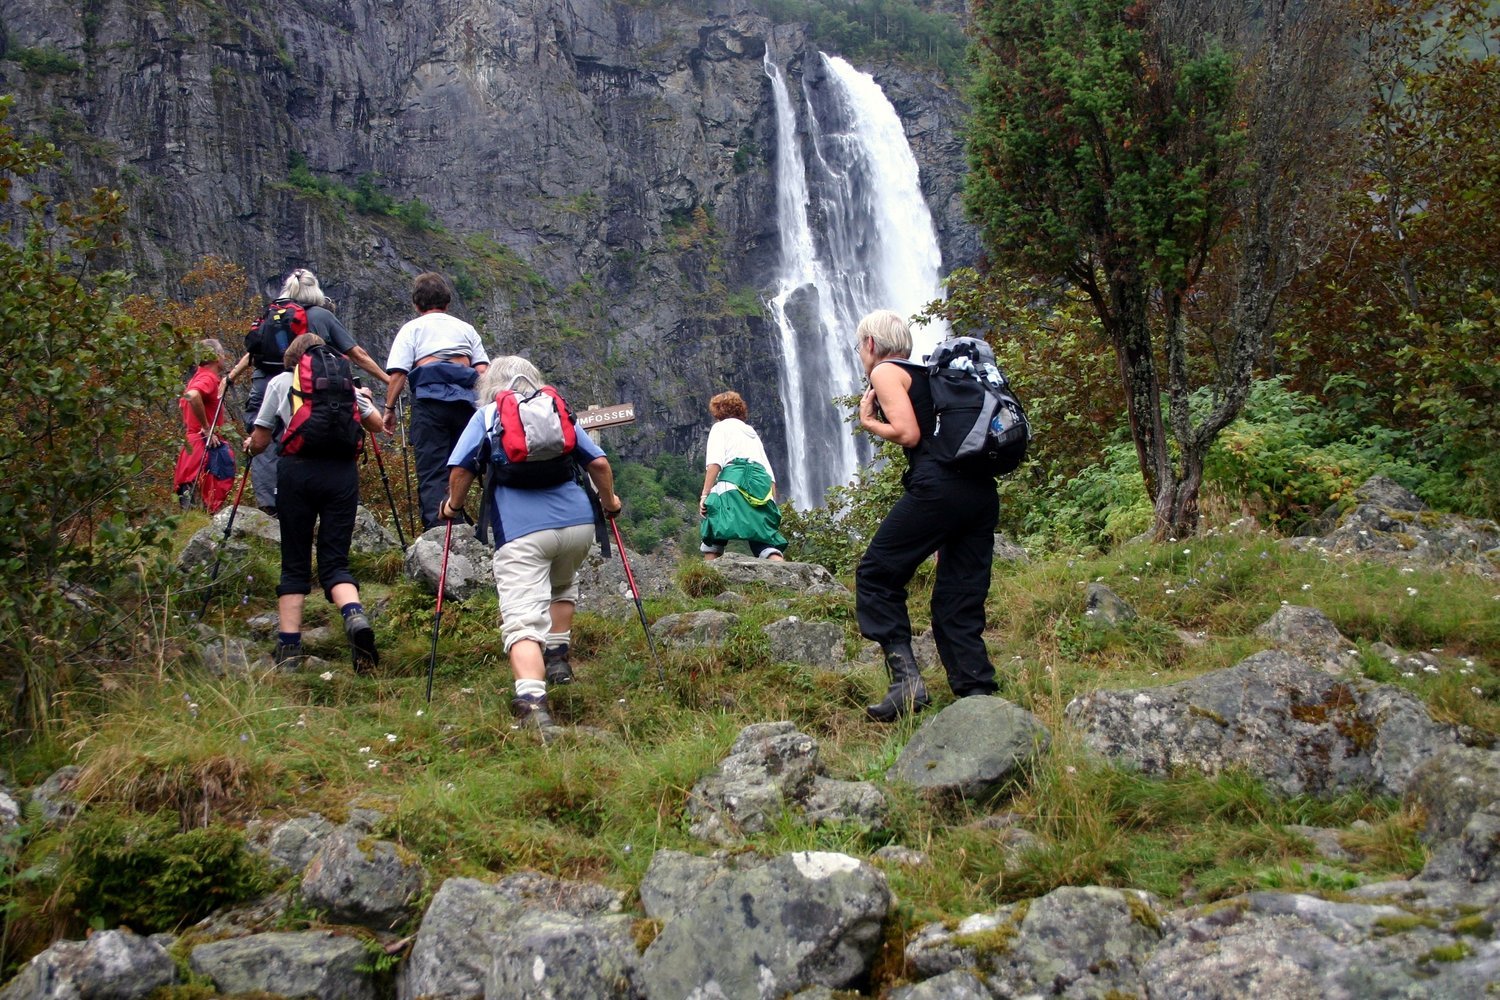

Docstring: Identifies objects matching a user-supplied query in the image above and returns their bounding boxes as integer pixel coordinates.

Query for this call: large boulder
[299,827,426,930]
[486,911,642,999]
[1289,475,1500,577]
[638,852,891,998]
[686,722,886,844]
[1065,651,1459,798]
[400,878,522,1000]
[906,886,1168,996]
[1141,891,1500,998]
[1405,745,1500,883]
[0,930,175,1000]
[404,525,495,602]
[886,696,1051,799]
[706,554,847,595]
[1253,605,1362,675]
[188,931,373,1000]
[764,616,846,669]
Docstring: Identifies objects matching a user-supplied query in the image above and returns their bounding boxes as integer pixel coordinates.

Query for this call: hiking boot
[866,642,930,722]
[345,611,378,675]
[259,505,278,519]
[273,642,304,672]
[543,644,574,685]
[511,693,558,742]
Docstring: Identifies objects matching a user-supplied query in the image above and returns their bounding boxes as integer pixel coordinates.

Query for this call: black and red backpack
[278,345,363,460]
[246,298,308,377]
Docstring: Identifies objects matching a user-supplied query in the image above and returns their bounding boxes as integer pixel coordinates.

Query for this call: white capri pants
[493,523,596,652]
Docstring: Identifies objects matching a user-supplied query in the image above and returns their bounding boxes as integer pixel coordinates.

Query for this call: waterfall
[765,50,949,508]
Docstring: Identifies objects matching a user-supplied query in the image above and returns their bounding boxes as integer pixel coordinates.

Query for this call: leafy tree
[965,0,1356,538]
[1283,0,1500,517]
[0,98,189,732]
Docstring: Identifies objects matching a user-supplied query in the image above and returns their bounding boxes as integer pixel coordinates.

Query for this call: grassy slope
[3,519,1497,979]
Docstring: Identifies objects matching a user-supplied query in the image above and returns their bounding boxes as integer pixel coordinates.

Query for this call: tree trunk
[1109,270,1170,505]
[1154,448,1204,541]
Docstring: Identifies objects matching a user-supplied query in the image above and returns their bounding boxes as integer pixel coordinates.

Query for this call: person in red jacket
[173,339,236,512]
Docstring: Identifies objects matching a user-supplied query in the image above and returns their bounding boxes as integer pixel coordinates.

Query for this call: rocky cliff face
[0,0,975,467]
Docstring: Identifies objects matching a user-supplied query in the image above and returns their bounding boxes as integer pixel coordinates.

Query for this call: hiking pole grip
[425,518,454,703]
[609,517,665,685]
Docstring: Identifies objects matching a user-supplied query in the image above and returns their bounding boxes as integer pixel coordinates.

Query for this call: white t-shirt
[706,418,774,482]
[385,311,490,373]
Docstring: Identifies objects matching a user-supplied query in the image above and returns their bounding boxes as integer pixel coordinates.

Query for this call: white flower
[296,714,306,728]
[1182,548,1191,555]
[416,709,425,717]
[444,782,456,792]
[365,759,380,770]
[1463,659,1476,668]
[1473,687,1484,697]
[319,671,334,682]
[1065,766,1077,774]
[1406,587,1418,597]
[1400,567,1415,575]
[460,687,476,695]
[1301,583,1312,591]
[1423,665,1440,674]
[385,733,398,743]
[1402,671,1415,678]
[358,746,371,754]
[1281,600,1289,606]
[1165,589,1176,595]
[1132,576,1141,582]
[1095,576,1104,582]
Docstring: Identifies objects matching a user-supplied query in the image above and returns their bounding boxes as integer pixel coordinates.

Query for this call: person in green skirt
[698,390,787,561]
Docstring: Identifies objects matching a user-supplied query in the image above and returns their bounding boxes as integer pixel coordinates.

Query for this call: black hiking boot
[866,642,930,722]
[511,693,559,743]
[273,641,304,672]
[345,611,378,675]
[543,644,574,685]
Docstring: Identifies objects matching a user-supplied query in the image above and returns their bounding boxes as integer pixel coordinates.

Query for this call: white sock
[515,678,546,700]
[545,632,569,649]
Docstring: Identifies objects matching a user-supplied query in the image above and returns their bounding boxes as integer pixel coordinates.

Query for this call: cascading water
[765,50,949,508]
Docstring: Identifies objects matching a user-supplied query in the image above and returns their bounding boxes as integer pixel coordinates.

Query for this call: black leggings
[855,467,1000,697]
[410,398,476,530]
[276,456,359,600]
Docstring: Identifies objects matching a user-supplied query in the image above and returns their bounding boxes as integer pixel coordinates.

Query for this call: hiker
[173,338,236,512]
[383,272,491,530]
[698,390,786,561]
[227,267,389,517]
[242,333,385,673]
[853,309,999,721]
[441,355,622,737]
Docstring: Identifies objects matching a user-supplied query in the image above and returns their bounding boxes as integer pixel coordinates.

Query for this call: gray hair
[856,309,912,360]
[196,338,228,363]
[477,355,546,400]
[278,267,331,309]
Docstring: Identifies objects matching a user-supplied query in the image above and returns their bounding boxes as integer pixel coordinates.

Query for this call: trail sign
[576,403,636,430]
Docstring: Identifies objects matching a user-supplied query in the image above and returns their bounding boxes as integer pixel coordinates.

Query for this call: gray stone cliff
[0,0,975,468]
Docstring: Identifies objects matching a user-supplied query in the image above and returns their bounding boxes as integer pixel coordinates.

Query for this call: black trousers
[855,466,1000,697]
[410,398,476,529]
[276,455,359,600]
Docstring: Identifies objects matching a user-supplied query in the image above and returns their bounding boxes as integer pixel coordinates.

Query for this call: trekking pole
[425,517,454,703]
[198,454,251,621]
[609,517,665,685]
[397,398,417,539]
[365,429,408,550]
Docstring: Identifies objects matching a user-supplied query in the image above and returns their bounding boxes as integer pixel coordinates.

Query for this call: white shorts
[493,523,595,651]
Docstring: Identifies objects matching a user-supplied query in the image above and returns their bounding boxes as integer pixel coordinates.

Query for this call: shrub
[24,810,274,936]
[0,99,190,731]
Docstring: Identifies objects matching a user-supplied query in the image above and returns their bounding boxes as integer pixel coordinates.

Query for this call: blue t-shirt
[448,404,605,547]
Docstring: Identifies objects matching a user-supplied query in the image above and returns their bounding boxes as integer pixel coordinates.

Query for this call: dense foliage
[1284,0,1500,519]
[965,0,1355,539]
[760,0,968,76]
[0,99,191,732]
